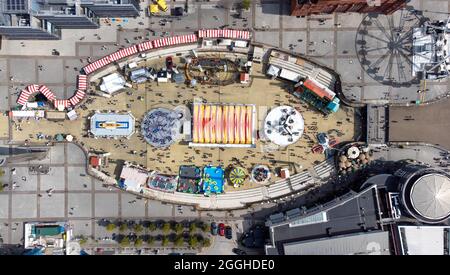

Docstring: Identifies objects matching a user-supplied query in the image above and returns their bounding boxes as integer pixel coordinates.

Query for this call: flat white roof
[279,68,301,82]
[283,231,390,255]
[398,226,449,255]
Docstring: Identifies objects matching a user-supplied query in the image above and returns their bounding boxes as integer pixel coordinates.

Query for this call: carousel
[229,167,247,188]
[141,108,183,148]
[251,165,271,184]
[263,106,304,147]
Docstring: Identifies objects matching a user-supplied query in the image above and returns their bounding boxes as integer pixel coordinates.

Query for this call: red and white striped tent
[137,41,153,52]
[152,34,198,48]
[75,90,86,99]
[82,56,113,75]
[16,85,39,105]
[38,85,55,101]
[108,45,138,62]
[69,96,78,106]
[27,84,39,94]
[53,99,70,109]
[16,89,32,105]
[198,29,251,40]
[77,75,88,90]
[69,90,86,106]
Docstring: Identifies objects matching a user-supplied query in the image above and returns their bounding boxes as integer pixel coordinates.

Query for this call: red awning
[77,75,88,90]
[303,79,334,101]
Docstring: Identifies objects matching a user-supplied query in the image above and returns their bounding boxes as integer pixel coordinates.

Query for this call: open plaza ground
[11,57,356,191]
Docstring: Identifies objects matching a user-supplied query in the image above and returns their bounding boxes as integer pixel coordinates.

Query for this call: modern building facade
[0,0,140,40]
[265,184,387,255]
[265,163,450,255]
[290,0,406,16]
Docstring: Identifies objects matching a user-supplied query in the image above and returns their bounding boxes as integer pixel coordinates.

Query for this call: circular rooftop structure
[141,108,183,148]
[263,106,304,146]
[410,173,450,221]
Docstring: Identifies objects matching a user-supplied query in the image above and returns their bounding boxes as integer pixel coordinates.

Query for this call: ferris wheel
[355,8,428,87]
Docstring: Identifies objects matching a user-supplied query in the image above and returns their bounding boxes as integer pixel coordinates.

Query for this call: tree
[161,236,170,246]
[147,236,155,245]
[241,0,251,10]
[134,224,143,233]
[174,235,184,247]
[189,223,197,233]
[78,235,88,245]
[162,222,171,234]
[119,223,128,232]
[202,224,211,233]
[120,236,130,247]
[175,223,184,234]
[202,238,211,248]
[148,222,157,231]
[134,237,143,247]
[188,236,198,247]
[106,223,116,232]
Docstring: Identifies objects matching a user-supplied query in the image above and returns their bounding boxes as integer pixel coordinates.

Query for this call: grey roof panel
[268,186,381,255]
[283,231,390,255]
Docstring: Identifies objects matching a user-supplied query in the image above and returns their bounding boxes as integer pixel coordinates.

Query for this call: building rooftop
[265,185,382,255]
[398,226,450,255]
[410,173,450,220]
[283,231,390,255]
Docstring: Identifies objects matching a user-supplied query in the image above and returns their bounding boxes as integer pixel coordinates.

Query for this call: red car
[218,223,225,236]
[166,56,173,71]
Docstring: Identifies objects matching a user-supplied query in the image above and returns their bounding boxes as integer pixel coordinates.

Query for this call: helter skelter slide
[191,102,256,148]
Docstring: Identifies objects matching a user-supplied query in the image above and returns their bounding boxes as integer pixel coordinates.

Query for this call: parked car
[166,56,173,71]
[232,248,247,255]
[211,222,218,236]
[225,226,232,239]
[218,223,225,236]
[316,132,329,145]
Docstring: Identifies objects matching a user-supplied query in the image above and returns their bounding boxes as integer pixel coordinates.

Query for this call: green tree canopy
[241,0,251,10]
[202,224,211,233]
[120,237,130,247]
[134,224,143,233]
[105,223,116,232]
[147,236,155,245]
[189,223,197,233]
[148,222,157,231]
[202,238,211,247]
[174,235,184,247]
[134,237,143,247]
[162,236,170,246]
[175,223,184,234]
[119,223,128,232]
[162,222,171,234]
[188,236,198,247]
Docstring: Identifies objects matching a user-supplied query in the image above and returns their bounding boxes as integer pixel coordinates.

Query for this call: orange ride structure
[191,102,256,148]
